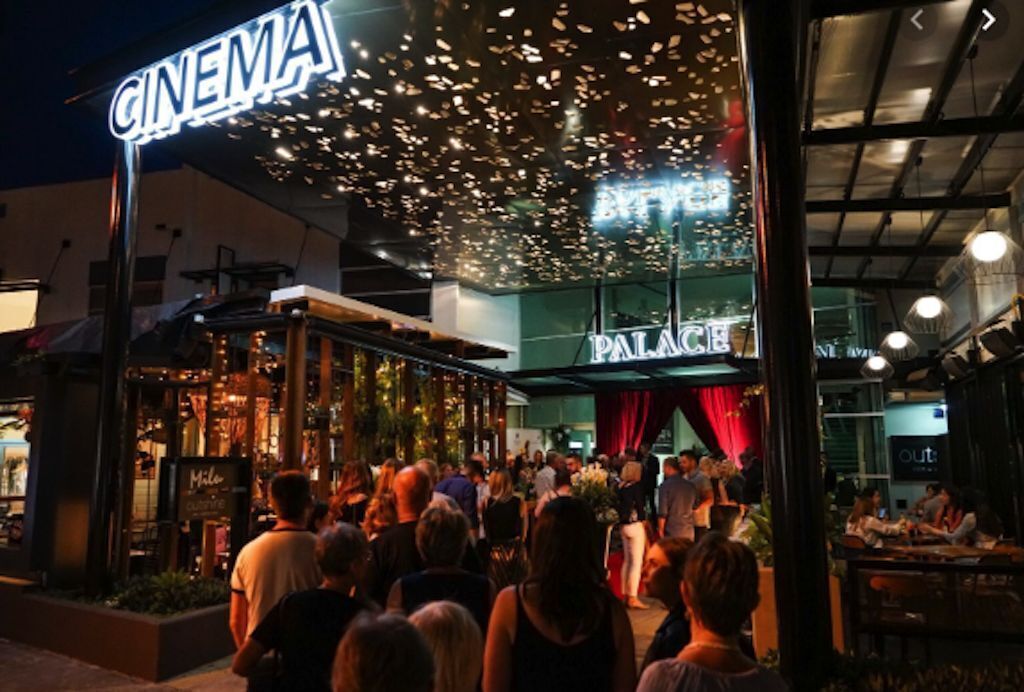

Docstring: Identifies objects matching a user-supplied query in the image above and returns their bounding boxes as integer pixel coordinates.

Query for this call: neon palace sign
[108,0,345,145]
[589,322,736,365]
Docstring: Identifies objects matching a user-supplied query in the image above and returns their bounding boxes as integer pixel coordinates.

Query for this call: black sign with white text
[159,457,251,522]
[889,435,945,482]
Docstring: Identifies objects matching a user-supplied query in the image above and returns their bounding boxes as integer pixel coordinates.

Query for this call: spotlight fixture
[940,355,971,380]
[904,295,953,334]
[880,330,919,361]
[860,355,894,380]
[979,326,1022,359]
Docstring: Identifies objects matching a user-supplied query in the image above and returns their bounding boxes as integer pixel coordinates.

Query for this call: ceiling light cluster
[211,0,749,290]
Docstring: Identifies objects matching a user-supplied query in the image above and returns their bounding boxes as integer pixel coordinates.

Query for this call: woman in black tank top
[483,497,636,692]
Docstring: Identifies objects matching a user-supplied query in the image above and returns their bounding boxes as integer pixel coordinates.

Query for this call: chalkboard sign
[159,457,251,522]
[889,435,946,482]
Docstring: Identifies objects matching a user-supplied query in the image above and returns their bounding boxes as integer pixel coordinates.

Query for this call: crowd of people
[228,445,785,692]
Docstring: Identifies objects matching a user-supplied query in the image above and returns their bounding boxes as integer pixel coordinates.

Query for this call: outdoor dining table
[885,544,997,561]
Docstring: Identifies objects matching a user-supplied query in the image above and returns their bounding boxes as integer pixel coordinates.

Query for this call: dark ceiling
[803,0,1024,289]
[73,0,1024,294]
[76,0,753,293]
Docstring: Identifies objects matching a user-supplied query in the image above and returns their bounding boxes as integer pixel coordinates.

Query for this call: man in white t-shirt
[230,471,321,648]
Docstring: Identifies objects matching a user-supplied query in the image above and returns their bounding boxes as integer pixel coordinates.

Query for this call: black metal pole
[86,140,141,594]
[736,0,832,688]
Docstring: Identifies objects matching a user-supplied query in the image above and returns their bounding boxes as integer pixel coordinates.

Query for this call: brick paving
[0,600,665,690]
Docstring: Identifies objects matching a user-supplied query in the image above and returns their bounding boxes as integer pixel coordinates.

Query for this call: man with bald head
[364,466,430,605]
[364,466,481,605]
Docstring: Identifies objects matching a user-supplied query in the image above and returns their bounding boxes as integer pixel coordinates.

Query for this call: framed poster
[889,435,946,482]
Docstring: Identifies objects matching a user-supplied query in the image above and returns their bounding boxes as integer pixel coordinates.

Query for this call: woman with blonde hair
[409,601,483,692]
[334,461,372,527]
[363,493,398,541]
[332,613,433,692]
[374,458,403,499]
[616,461,648,609]
[484,469,528,544]
[483,468,529,588]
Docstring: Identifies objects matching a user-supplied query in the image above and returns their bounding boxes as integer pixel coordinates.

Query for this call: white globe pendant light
[860,355,894,380]
[958,230,1024,281]
[904,295,953,334]
[970,230,1008,263]
[880,330,919,361]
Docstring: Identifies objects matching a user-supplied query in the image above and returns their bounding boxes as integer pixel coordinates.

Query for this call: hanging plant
[725,384,764,418]
[547,425,572,453]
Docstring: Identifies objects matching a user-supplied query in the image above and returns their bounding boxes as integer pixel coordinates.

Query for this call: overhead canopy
[69,0,1024,295]
[269,285,512,359]
[71,0,752,293]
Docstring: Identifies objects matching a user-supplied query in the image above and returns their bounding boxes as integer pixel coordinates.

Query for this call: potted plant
[570,465,619,567]
[0,572,232,681]
[740,495,846,657]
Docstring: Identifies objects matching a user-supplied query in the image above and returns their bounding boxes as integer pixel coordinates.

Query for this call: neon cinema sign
[109,0,345,145]
[589,322,735,365]
[593,178,731,223]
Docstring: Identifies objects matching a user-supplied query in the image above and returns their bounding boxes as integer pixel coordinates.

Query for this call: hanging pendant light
[860,354,894,380]
[904,295,953,334]
[880,330,919,361]
[956,49,1024,283]
[879,290,918,361]
[959,229,1024,281]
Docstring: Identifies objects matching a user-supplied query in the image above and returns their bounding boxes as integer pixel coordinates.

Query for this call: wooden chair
[866,572,933,662]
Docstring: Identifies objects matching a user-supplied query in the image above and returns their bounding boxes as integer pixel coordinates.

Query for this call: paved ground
[0,600,666,690]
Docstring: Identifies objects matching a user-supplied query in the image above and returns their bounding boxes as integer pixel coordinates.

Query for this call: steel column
[283,314,308,469]
[85,140,141,594]
[736,0,832,688]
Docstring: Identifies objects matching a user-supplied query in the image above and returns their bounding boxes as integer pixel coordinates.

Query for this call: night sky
[0,0,225,190]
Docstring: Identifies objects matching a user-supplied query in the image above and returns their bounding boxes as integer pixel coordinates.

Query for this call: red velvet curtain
[595,385,762,461]
[595,390,679,455]
[695,385,762,461]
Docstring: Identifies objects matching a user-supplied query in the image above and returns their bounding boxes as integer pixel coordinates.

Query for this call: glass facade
[820,381,889,506]
[519,273,754,370]
[0,399,33,548]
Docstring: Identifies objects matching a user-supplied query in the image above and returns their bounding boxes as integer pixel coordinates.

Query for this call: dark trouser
[694,526,709,543]
[644,486,657,517]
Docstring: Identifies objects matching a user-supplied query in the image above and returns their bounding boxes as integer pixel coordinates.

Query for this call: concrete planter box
[0,586,232,681]
[751,566,845,658]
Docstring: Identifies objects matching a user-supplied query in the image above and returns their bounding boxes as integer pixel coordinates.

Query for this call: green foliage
[741,493,842,575]
[104,572,229,616]
[742,494,774,566]
[570,468,619,524]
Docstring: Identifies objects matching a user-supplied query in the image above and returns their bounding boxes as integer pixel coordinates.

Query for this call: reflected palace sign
[589,322,735,365]
[109,0,345,145]
[592,178,731,222]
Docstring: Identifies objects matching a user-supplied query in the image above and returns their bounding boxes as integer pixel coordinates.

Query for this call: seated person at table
[918,489,1002,548]
[637,533,787,692]
[912,483,943,524]
[933,485,965,532]
[846,488,904,548]
[232,523,372,692]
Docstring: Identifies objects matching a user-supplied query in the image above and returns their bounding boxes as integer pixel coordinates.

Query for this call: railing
[846,557,1024,656]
